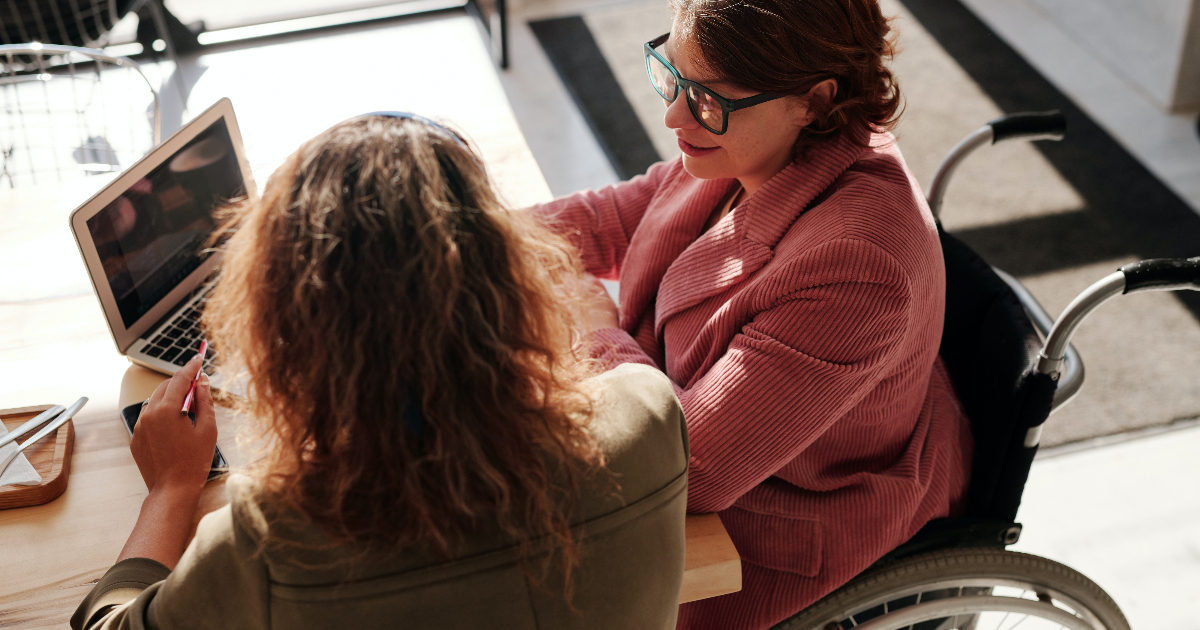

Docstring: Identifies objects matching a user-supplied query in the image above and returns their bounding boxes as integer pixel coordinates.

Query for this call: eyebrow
[662,43,732,89]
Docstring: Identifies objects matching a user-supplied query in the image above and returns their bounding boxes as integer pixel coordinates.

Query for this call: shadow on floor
[899,0,1200,319]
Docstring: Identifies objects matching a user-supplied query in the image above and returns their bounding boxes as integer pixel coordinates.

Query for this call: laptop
[69,98,256,376]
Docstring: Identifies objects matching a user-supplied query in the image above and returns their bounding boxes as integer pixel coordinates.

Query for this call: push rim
[773,549,1128,630]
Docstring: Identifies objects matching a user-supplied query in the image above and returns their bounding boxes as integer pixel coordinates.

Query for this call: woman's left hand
[582,274,619,331]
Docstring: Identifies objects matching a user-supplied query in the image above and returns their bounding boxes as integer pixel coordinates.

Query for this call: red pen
[181,340,208,416]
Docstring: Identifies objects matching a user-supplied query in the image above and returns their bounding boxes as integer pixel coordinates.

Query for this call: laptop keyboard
[137,289,213,368]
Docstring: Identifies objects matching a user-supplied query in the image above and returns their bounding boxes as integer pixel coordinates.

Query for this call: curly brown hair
[669,0,902,153]
[203,115,602,585]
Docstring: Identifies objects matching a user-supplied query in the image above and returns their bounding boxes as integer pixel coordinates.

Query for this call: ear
[793,78,839,128]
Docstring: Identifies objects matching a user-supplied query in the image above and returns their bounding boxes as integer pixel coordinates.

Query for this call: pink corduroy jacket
[534,131,973,630]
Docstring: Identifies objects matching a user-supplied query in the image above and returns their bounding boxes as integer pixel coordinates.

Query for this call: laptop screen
[86,118,245,328]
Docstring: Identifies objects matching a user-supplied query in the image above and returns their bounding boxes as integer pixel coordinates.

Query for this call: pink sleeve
[587,327,661,370]
[682,240,913,512]
[596,239,915,513]
[532,160,674,280]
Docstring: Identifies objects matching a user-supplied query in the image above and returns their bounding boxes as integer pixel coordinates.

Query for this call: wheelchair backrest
[938,227,1057,522]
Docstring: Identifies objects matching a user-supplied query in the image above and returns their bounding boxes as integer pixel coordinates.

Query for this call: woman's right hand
[117,354,218,570]
[131,354,218,496]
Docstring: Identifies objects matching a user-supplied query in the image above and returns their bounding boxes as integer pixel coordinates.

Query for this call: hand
[131,353,218,497]
[582,274,619,332]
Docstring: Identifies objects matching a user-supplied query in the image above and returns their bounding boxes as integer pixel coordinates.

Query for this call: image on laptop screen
[86,118,245,328]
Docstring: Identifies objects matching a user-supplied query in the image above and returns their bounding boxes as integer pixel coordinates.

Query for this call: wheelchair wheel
[772,548,1129,630]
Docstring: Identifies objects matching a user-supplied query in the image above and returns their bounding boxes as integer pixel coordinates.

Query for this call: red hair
[671,0,902,152]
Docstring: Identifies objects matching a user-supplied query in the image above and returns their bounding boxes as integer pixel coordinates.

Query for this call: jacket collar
[618,175,733,331]
[653,130,869,334]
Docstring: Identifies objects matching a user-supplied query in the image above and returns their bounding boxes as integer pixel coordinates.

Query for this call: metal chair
[0,0,134,49]
[0,43,159,188]
[2,0,197,108]
[0,0,198,52]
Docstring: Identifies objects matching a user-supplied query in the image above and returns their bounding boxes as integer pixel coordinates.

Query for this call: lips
[678,138,719,158]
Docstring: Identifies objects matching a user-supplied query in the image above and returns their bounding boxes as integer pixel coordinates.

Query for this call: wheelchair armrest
[991,267,1084,417]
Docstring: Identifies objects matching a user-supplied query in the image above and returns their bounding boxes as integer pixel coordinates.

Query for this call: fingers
[582,274,611,296]
[135,370,218,493]
[147,378,171,408]
[164,352,205,404]
[193,373,218,442]
[586,282,616,307]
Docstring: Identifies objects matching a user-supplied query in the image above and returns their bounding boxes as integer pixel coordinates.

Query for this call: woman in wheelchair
[532,0,973,627]
[72,115,691,629]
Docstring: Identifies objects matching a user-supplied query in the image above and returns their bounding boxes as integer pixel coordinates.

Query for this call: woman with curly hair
[72,114,689,630]
[535,0,973,627]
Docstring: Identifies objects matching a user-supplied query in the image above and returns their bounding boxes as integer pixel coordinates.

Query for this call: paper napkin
[0,420,44,486]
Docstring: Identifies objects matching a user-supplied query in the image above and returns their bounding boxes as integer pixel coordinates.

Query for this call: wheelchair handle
[1120,257,1200,293]
[1027,257,1199,447]
[926,110,1067,219]
[992,268,1084,415]
[1038,257,1200,377]
[988,110,1067,144]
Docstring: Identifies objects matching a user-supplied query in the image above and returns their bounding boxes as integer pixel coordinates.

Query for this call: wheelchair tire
[771,548,1129,630]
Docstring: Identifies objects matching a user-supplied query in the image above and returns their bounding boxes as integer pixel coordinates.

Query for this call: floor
[960,0,1200,214]
[1017,423,1200,630]
[1,0,1197,626]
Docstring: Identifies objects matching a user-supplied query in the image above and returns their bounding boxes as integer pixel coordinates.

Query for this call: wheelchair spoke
[953,586,962,630]
[1004,613,1029,630]
[995,598,1015,629]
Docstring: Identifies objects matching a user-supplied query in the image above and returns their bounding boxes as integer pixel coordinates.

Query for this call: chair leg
[136,0,195,115]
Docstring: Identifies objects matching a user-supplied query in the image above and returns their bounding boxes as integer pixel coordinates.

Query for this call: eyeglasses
[644,33,784,135]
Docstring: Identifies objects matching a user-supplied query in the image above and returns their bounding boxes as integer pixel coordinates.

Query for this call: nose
[664,92,699,132]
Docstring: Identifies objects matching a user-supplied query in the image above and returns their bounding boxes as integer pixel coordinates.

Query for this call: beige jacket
[73,364,689,630]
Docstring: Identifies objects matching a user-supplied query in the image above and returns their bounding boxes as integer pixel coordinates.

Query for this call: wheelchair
[773,112,1200,630]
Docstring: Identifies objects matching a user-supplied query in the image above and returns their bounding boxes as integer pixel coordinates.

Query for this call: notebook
[69,98,256,376]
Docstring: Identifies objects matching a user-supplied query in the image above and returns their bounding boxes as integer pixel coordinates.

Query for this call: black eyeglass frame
[643,33,784,135]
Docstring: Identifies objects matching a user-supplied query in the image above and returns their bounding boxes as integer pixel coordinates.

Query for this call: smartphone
[120,402,228,480]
